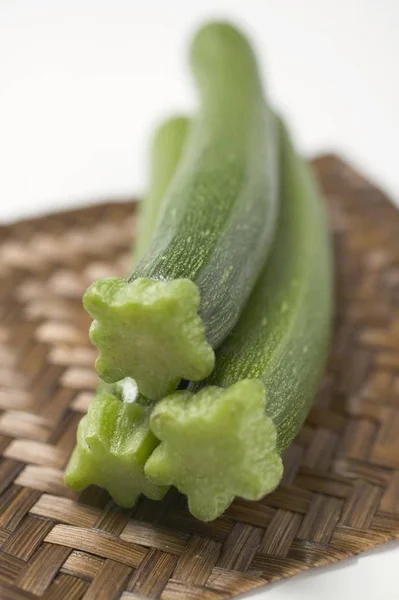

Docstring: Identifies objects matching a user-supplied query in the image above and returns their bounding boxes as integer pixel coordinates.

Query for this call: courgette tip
[144,379,283,521]
[190,21,252,62]
[64,392,167,505]
[83,277,215,400]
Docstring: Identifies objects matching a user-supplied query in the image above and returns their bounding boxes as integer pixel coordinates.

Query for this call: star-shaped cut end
[83,277,215,400]
[144,379,283,521]
[64,391,167,506]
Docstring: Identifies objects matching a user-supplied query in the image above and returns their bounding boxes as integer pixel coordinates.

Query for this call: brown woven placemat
[0,155,398,600]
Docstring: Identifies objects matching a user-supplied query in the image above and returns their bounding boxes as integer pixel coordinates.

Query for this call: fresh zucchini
[145,119,333,521]
[83,22,278,400]
[64,117,189,503]
[97,115,190,399]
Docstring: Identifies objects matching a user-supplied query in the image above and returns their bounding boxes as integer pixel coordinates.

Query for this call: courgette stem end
[64,392,167,506]
[145,379,283,521]
[83,277,215,400]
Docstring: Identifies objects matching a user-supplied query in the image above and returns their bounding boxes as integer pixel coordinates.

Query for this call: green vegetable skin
[145,120,333,521]
[84,22,278,400]
[64,116,189,503]
[135,116,190,261]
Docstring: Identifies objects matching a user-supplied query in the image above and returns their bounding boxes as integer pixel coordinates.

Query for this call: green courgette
[64,117,189,503]
[83,22,278,400]
[145,119,333,521]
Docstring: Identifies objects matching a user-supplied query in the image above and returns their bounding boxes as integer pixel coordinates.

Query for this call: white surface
[1,1,399,598]
[0,0,398,222]
[248,540,399,600]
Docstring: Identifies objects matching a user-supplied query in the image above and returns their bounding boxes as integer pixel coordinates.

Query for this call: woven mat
[0,155,398,600]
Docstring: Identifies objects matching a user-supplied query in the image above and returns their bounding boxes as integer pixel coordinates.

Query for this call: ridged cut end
[145,379,283,521]
[83,277,215,400]
[64,392,167,506]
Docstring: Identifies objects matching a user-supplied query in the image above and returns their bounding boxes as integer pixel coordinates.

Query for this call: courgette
[83,22,278,400]
[64,117,188,503]
[145,119,333,521]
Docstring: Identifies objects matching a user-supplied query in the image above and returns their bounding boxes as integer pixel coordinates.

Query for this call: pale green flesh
[64,393,167,506]
[145,121,333,518]
[144,380,283,521]
[85,277,214,400]
[84,23,278,398]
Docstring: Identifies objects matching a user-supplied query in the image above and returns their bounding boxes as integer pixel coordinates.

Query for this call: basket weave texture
[0,155,398,600]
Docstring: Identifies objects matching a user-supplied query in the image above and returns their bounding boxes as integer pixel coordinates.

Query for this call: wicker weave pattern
[0,156,398,599]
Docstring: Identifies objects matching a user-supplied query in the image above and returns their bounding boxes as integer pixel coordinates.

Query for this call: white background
[1,0,398,221]
[1,1,399,598]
